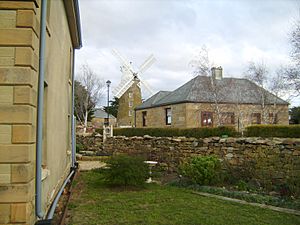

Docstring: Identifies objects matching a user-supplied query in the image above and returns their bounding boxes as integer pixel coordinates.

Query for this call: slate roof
[136,76,288,110]
[94,108,116,119]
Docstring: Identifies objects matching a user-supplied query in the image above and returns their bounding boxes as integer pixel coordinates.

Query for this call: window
[129,92,133,98]
[201,111,213,127]
[165,108,172,125]
[251,113,261,124]
[129,101,133,107]
[269,113,278,124]
[129,110,132,117]
[220,112,235,125]
[142,111,147,127]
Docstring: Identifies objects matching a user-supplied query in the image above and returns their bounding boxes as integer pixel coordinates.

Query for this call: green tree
[103,97,119,118]
[289,106,300,124]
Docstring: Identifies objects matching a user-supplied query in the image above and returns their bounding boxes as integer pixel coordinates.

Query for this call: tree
[244,61,269,124]
[76,64,105,133]
[190,45,212,77]
[190,47,224,126]
[289,106,300,124]
[282,20,300,97]
[74,80,95,124]
[103,97,119,118]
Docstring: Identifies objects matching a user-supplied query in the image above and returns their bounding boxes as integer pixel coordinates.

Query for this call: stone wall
[77,134,300,186]
[0,1,39,224]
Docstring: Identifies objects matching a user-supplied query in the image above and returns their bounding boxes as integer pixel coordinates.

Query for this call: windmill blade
[111,49,135,74]
[139,78,154,95]
[114,78,135,98]
[112,78,132,95]
[112,76,132,96]
[137,54,156,74]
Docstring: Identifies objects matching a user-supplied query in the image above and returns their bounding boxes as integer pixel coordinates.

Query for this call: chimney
[211,66,223,80]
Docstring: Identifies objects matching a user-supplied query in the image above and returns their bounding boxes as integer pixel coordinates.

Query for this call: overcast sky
[75,0,300,106]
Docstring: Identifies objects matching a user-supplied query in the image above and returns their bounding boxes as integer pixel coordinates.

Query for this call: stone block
[0,164,11,184]
[0,204,10,223]
[0,67,37,87]
[0,28,38,50]
[0,125,11,144]
[0,105,34,124]
[15,47,38,71]
[0,1,36,14]
[16,9,39,35]
[10,202,32,223]
[0,47,15,66]
[0,10,16,28]
[0,144,34,163]
[0,86,13,104]
[14,86,37,106]
[0,179,34,203]
[12,125,35,143]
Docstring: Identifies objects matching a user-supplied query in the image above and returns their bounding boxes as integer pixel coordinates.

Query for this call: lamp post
[106,80,111,126]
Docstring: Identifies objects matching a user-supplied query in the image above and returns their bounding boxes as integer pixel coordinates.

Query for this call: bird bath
[144,161,158,183]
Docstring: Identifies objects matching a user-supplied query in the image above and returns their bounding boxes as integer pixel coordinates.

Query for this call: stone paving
[78,161,106,171]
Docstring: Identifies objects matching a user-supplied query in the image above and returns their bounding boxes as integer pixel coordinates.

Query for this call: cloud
[76,0,300,105]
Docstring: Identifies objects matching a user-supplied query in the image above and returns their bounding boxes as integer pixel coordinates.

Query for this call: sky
[75,0,300,106]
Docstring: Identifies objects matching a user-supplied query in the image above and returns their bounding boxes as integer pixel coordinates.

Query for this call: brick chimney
[211,66,223,80]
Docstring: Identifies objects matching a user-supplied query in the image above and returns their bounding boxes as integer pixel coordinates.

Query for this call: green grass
[67,170,300,225]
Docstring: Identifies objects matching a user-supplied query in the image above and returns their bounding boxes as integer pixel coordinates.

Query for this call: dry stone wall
[77,134,300,185]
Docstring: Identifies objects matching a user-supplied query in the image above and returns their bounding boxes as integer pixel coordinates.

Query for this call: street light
[106,80,111,126]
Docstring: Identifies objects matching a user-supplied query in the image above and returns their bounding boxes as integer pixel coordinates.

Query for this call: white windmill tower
[112,49,156,127]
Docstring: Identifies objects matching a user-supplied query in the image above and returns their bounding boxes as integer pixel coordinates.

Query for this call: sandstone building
[92,108,117,128]
[117,80,142,127]
[135,68,289,129]
[0,0,81,224]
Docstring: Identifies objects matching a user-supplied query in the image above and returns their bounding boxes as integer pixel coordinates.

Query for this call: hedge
[245,125,300,138]
[95,126,237,138]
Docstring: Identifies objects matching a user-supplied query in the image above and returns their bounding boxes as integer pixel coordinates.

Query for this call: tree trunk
[83,110,88,133]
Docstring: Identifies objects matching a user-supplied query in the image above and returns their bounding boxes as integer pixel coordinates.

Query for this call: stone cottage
[135,67,289,130]
[92,108,117,127]
[0,0,81,224]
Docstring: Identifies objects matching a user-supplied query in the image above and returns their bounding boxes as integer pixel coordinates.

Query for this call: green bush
[96,126,237,138]
[180,156,221,185]
[103,155,149,187]
[76,143,84,152]
[245,125,300,138]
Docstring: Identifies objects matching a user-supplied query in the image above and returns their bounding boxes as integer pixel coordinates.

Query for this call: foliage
[74,80,95,122]
[103,155,149,187]
[245,125,300,138]
[173,184,300,210]
[76,143,84,152]
[289,106,300,124]
[95,126,237,138]
[68,170,300,225]
[180,156,221,185]
[103,97,119,118]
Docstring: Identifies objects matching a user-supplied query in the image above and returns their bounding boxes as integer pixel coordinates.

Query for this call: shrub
[103,155,149,187]
[97,126,237,138]
[180,155,221,185]
[76,143,84,152]
[245,125,300,138]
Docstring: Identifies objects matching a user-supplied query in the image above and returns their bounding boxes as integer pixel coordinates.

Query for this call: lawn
[67,170,300,225]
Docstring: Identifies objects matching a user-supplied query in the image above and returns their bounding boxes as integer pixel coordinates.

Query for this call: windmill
[112,49,156,127]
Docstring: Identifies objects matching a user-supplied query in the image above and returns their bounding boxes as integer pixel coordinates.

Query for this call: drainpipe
[36,0,47,219]
[71,50,77,168]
